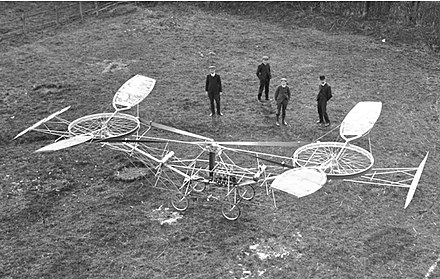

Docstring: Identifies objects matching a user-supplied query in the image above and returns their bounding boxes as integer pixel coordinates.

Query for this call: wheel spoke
[293,142,374,178]
[68,113,139,139]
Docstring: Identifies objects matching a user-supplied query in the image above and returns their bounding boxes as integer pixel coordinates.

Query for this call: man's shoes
[283,121,288,126]
[218,112,223,116]
[324,122,330,127]
[265,98,272,101]
[209,113,214,117]
[316,120,322,124]
[276,121,280,126]
[257,97,262,102]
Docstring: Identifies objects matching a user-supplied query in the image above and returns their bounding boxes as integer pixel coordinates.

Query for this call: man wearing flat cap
[274,77,291,126]
[316,75,332,127]
[256,56,272,102]
[205,65,223,116]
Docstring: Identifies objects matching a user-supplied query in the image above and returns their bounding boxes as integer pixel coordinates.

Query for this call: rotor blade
[215,141,303,147]
[404,152,429,209]
[340,101,382,142]
[149,122,213,141]
[271,168,327,198]
[35,134,94,152]
[13,106,71,140]
[113,75,156,111]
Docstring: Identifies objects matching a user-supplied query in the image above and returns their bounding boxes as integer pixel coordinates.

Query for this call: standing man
[317,75,332,127]
[205,65,223,116]
[256,56,272,102]
[274,77,291,126]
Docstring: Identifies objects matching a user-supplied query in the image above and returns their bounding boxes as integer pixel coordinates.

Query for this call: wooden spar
[122,142,190,180]
[150,121,213,141]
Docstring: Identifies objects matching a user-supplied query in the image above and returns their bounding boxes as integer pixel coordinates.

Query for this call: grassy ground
[1,2,440,278]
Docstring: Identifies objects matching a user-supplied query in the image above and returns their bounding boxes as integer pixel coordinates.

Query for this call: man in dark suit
[205,65,223,116]
[256,56,272,102]
[274,77,291,126]
[317,75,332,127]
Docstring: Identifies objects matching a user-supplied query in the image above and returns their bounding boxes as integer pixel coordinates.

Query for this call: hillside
[1,2,440,278]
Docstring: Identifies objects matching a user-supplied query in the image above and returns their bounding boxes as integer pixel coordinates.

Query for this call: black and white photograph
[1,1,439,278]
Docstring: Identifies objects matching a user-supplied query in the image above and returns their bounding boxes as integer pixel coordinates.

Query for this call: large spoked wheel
[170,192,189,211]
[238,184,255,201]
[293,142,374,179]
[68,112,140,139]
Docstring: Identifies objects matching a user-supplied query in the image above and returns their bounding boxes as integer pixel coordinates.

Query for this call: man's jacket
[317,83,332,102]
[206,74,222,95]
[256,63,271,81]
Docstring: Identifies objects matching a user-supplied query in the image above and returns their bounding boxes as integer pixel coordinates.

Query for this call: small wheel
[192,181,206,193]
[170,192,189,211]
[238,184,255,201]
[221,202,241,221]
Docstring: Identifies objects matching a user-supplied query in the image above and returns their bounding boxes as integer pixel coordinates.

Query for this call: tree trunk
[409,1,420,25]
[362,1,371,19]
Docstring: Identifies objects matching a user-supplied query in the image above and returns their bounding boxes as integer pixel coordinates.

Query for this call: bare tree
[362,1,371,19]
[409,1,420,24]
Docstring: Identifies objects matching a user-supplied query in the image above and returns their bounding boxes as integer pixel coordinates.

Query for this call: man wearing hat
[205,65,223,116]
[256,56,272,102]
[274,77,291,126]
[317,75,332,127]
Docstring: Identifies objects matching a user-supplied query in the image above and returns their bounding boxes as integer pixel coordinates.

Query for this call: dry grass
[1,2,440,278]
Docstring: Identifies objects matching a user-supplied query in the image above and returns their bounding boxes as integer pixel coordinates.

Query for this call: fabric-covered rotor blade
[112,75,156,111]
[35,134,94,152]
[340,101,382,142]
[150,122,213,141]
[13,106,71,140]
[404,152,429,209]
[271,167,327,198]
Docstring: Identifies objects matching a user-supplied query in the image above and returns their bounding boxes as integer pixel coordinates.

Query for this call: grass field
[1,2,440,278]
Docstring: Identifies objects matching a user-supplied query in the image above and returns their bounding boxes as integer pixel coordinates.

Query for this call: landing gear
[170,192,189,211]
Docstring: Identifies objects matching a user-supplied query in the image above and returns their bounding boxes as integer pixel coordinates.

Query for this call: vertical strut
[209,151,215,180]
